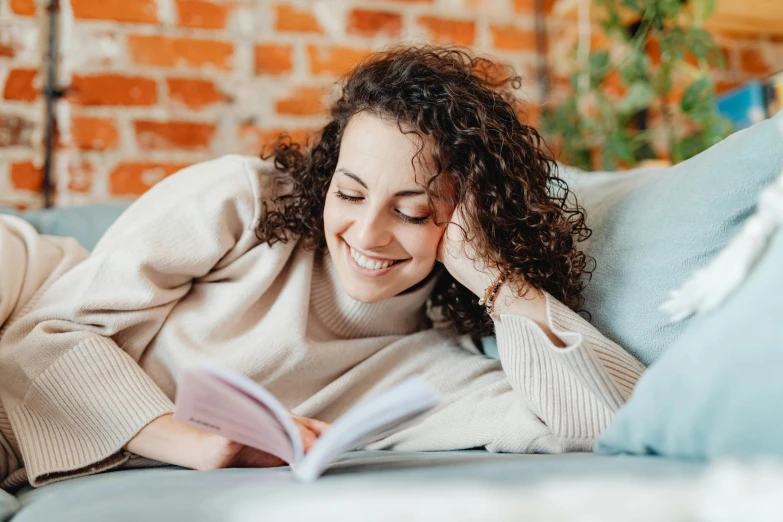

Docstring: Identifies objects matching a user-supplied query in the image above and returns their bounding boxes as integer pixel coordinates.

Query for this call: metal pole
[534,0,550,104]
[41,0,60,208]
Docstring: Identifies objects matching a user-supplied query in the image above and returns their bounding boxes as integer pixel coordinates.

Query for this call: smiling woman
[322,113,449,303]
[0,45,644,491]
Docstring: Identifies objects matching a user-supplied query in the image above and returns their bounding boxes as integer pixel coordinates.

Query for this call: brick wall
[1,0,45,208]
[2,0,782,208]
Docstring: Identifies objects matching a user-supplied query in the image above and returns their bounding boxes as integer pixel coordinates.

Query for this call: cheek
[322,195,343,234]
[400,226,444,262]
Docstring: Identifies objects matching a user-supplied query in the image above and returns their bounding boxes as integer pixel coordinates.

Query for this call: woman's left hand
[437,206,555,337]
[437,205,500,299]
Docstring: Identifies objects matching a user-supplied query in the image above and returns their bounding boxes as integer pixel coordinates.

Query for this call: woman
[0,46,644,490]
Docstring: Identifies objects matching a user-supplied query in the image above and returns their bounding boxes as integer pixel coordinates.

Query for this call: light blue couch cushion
[560,112,783,366]
[12,451,702,522]
[595,226,783,458]
[0,203,130,251]
[0,489,19,522]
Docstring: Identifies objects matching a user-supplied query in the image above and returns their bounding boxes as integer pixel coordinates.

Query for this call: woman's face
[323,112,450,303]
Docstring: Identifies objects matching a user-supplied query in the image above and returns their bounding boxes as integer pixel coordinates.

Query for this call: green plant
[541,0,734,171]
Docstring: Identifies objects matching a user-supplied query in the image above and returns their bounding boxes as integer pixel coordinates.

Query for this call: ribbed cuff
[9,337,174,487]
[491,291,648,440]
[545,295,645,401]
[494,312,613,440]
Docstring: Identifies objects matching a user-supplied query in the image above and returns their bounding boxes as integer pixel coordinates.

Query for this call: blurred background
[1,0,781,209]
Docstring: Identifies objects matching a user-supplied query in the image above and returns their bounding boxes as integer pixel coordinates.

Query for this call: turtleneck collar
[310,249,440,339]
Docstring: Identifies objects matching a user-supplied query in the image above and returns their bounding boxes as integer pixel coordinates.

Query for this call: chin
[336,275,391,304]
[344,287,387,304]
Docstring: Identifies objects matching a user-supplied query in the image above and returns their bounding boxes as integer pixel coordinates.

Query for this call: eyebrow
[337,168,426,198]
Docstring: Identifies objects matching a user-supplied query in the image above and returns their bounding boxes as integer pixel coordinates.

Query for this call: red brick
[512,0,534,12]
[70,117,119,150]
[71,0,158,23]
[167,78,223,109]
[3,68,38,101]
[307,44,371,77]
[666,83,685,104]
[128,35,233,70]
[10,161,42,192]
[0,43,14,58]
[70,74,158,106]
[255,44,293,75]
[489,24,537,51]
[134,120,216,150]
[347,9,402,37]
[472,58,512,85]
[604,69,625,97]
[176,0,230,29]
[739,49,770,75]
[67,161,93,193]
[512,0,554,12]
[110,162,189,196]
[518,104,540,127]
[275,4,323,33]
[719,45,733,69]
[715,81,741,94]
[10,0,36,15]
[591,32,612,50]
[240,124,313,149]
[416,16,475,46]
[275,86,330,116]
[0,114,35,147]
[646,37,661,65]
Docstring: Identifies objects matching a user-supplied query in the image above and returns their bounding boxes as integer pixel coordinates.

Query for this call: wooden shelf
[705,0,783,37]
[552,0,783,38]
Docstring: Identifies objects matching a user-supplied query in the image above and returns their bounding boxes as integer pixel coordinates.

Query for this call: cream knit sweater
[0,155,645,490]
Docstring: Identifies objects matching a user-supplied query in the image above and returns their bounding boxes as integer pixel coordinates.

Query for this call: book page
[293,376,439,482]
[174,365,304,465]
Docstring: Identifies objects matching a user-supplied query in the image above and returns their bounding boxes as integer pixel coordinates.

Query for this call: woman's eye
[396,211,431,225]
[335,190,362,202]
[335,190,430,225]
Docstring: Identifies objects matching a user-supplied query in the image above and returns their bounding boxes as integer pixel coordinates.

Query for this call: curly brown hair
[258,44,594,340]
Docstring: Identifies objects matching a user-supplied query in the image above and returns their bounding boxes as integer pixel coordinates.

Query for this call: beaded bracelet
[478,271,510,315]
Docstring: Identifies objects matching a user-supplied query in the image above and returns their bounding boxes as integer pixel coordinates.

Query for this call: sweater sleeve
[0,155,268,487]
[493,293,646,446]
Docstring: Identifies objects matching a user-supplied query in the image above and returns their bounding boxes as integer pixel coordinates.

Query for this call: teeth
[349,245,395,271]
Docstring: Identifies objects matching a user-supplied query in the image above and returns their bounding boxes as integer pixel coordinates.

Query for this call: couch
[0,203,710,522]
[3,111,783,521]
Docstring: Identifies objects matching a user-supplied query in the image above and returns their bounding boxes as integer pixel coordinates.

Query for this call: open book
[174,364,440,482]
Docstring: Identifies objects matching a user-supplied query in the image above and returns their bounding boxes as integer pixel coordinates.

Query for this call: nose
[355,207,393,251]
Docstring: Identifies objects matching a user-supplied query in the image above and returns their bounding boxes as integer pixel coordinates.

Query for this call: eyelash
[334,191,431,225]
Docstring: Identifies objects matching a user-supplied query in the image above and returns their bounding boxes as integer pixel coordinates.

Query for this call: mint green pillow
[0,203,130,251]
[20,204,130,251]
[0,489,18,522]
[595,226,783,458]
[560,112,783,366]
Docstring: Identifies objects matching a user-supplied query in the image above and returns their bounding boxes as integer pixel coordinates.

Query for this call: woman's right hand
[124,413,330,471]
[196,413,331,470]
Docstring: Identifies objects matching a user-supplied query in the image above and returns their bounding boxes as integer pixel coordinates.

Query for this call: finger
[296,422,318,452]
[295,416,331,436]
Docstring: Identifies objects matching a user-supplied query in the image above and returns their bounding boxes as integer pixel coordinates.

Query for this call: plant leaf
[619,82,655,114]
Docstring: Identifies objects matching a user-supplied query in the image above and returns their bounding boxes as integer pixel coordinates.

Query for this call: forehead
[339,112,432,187]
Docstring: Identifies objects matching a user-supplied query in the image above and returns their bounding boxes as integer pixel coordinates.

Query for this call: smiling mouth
[346,243,406,272]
